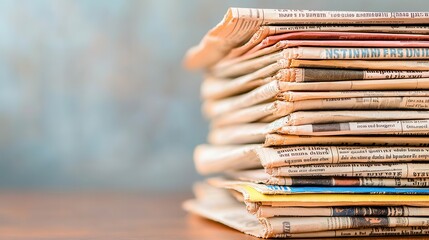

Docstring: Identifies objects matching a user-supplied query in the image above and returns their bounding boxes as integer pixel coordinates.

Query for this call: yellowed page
[290,59,429,70]
[283,90,429,101]
[276,119,429,136]
[262,216,429,235]
[256,205,429,218]
[227,169,429,187]
[256,145,429,168]
[268,163,429,178]
[265,134,429,147]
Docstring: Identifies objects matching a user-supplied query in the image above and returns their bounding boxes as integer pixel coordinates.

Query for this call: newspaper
[210,51,285,78]
[245,29,429,56]
[256,145,429,168]
[213,47,429,77]
[208,123,266,145]
[256,205,429,218]
[275,97,429,116]
[221,41,429,69]
[195,144,429,173]
[208,95,429,123]
[211,102,279,127]
[262,216,429,234]
[208,177,429,195]
[204,69,429,101]
[277,110,429,126]
[186,7,429,238]
[184,197,429,238]
[290,59,429,70]
[203,68,429,102]
[283,90,429,101]
[241,33,429,59]
[183,182,264,238]
[202,59,286,100]
[282,226,429,238]
[267,163,429,178]
[184,182,429,238]
[290,47,429,60]
[282,69,429,82]
[278,78,429,91]
[202,77,272,101]
[184,8,429,69]
[275,119,429,136]
[232,184,429,207]
[265,134,429,147]
[227,169,429,187]
[225,25,429,61]
[203,78,429,117]
[203,80,281,118]
[209,119,429,145]
[212,104,429,127]
[193,144,261,175]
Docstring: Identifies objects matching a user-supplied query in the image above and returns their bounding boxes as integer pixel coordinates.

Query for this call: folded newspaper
[184,7,429,238]
[183,182,429,238]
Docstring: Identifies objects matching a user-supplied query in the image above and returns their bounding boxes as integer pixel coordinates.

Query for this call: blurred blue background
[1,0,429,192]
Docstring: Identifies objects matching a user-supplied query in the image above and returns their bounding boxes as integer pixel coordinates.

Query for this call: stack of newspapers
[183,8,429,238]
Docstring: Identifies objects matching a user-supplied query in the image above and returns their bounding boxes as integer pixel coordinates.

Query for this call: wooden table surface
[1,191,428,240]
